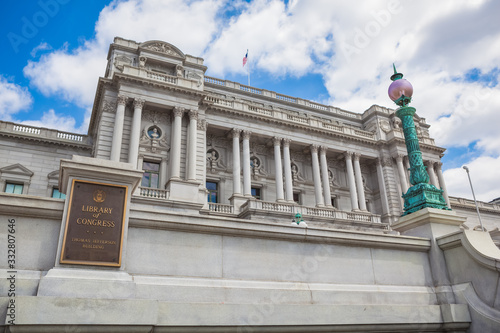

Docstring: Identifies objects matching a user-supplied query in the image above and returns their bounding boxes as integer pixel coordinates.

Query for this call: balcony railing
[208,203,234,214]
[0,121,91,146]
[139,187,168,199]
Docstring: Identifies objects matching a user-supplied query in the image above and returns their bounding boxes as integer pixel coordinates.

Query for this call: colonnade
[109,95,199,185]
[229,129,380,212]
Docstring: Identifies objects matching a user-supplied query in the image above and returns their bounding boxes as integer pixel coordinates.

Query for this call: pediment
[139,40,185,59]
[0,163,34,176]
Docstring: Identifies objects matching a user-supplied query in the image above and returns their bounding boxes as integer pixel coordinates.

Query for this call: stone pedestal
[393,208,467,304]
[166,178,203,203]
[229,194,248,214]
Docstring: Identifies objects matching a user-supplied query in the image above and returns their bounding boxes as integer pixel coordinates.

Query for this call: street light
[463,165,485,231]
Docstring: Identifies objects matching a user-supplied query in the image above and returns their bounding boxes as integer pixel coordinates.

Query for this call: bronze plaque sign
[60,179,128,267]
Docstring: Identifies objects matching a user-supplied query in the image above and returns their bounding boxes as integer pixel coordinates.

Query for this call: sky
[1,0,499,202]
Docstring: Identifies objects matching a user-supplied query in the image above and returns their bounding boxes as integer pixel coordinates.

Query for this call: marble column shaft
[311,145,324,207]
[187,110,198,181]
[426,161,438,187]
[231,129,242,195]
[344,151,359,211]
[353,153,367,211]
[128,98,145,167]
[110,95,127,161]
[242,131,251,196]
[396,154,409,193]
[283,139,293,202]
[170,107,183,179]
[376,159,390,215]
[436,162,451,208]
[320,146,332,207]
[273,137,285,201]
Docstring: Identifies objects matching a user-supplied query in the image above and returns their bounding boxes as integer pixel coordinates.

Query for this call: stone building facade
[1,37,499,332]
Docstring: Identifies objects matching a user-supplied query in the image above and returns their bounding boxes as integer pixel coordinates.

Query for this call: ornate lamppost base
[402,183,450,216]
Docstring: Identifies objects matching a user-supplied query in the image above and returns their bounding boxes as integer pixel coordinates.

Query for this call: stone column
[283,139,293,202]
[160,157,168,189]
[242,130,252,196]
[231,129,242,196]
[404,156,411,184]
[137,155,144,172]
[273,137,285,202]
[396,154,409,193]
[353,153,367,211]
[426,161,438,187]
[376,158,390,215]
[169,107,183,180]
[187,110,198,181]
[128,98,145,167]
[320,146,332,207]
[311,145,324,207]
[344,151,359,211]
[436,162,451,208]
[110,95,128,161]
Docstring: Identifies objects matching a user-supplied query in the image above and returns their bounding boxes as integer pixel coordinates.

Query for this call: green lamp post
[388,65,450,215]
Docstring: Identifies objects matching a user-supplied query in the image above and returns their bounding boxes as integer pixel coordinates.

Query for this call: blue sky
[1,0,499,201]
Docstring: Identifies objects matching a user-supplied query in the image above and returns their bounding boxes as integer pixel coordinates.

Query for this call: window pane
[151,173,159,188]
[6,183,23,194]
[52,188,66,199]
[206,182,217,190]
[143,162,160,172]
[141,173,150,187]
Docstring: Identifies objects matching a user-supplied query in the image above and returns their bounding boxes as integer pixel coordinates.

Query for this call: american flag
[242,50,248,67]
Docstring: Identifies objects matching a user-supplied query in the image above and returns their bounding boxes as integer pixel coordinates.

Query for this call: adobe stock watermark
[7,0,71,54]
[340,0,403,63]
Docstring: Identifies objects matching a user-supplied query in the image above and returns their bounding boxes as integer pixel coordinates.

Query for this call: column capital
[283,138,291,147]
[133,98,145,109]
[173,107,184,117]
[242,130,251,140]
[395,154,405,162]
[117,95,128,106]
[353,152,361,161]
[230,128,241,138]
[436,161,443,168]
[319,146,328,155]
[273,137,282,146]
[344,151,354,160]
[310,144,319,154]
[188,109,198,120]
[424,160,436,167]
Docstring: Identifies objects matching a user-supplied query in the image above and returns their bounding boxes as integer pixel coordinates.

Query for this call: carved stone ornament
[379,119,391,133]
[143,110,169,125]
[117,95,128,106]
[188,109,198,120]
[328,169,339,188]
[250,155,267,180]
[206,148,226,173]
[173,107,184,118]
[207,134,229,148]
[381,157,393,167]
[145,42,182,58]
[186,71,203,87]
[197,119,207,131]
[102,100,117,114]
[140,126,170,153]
[133,98,145,109]
[291,162,305,185]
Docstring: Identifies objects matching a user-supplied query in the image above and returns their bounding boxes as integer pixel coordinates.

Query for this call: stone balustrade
[208,203,234,214]
[204,94,376,141]
[449,196,500,213]
[0,121,90,146]
[139,187,168,199]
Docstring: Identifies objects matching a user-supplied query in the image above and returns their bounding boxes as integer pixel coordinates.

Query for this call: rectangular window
[293,192,301,204]
[141,161,160,188]
[52,188,66,199]
[5,183,23,194]
[251,187,261,200]
[206,181,218,203]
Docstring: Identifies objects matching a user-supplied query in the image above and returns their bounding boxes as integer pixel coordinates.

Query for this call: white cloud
[23,0,225,108]
[21,109,78,133]
[444,155,500,202]
[30,42,52,58]
[0,76,33,121]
